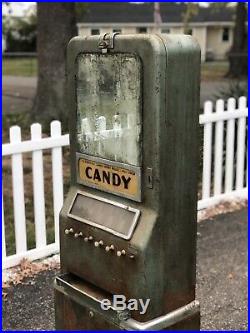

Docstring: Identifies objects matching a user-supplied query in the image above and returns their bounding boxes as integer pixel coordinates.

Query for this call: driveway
[2,76,37,114]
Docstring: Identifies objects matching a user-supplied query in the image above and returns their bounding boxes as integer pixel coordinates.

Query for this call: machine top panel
[76,53,142,167]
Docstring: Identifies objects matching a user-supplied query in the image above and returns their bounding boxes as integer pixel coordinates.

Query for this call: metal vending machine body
[54,33,201,330]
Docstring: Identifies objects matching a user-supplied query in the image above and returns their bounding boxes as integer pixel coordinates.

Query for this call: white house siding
[193,27,207,62]
[78,26,138,35]
[78,27,89,35]
[206,26,233,60]
[121,27,137,34]
[79,27,111,35]
[169,26,183,34]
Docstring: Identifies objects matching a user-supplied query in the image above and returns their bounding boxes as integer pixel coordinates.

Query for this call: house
[77,3,237,62]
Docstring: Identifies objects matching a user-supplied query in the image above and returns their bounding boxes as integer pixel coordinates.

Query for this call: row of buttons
[64,227,134,259]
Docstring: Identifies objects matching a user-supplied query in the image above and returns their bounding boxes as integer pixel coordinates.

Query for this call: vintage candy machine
[54,33,201,330]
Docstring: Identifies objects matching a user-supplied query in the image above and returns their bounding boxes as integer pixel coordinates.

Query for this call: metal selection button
[64,228,74,235]
[105,244,115,252]
[84,236,93,242]
[94,240,104,247]
[64,225,134,259]
[74,232,83,239]
[117,250,126,257]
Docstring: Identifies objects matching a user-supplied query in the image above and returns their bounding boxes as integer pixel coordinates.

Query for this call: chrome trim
[67,190,141,240]
[76,153,142,202]
[55,275,104,305]
[120,300,200,331]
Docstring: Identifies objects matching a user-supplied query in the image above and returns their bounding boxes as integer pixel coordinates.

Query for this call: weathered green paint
[55,33,201,329]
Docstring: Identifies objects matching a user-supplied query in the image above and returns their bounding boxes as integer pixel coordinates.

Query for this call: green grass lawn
[2,57,37,77]
[201,61,229,80]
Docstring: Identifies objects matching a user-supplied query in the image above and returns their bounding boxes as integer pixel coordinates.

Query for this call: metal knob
[94,240,104,247]
[117,250,126,257]
[74,232,83,239]
[105,244,115,252]
[64,228,74,235]
[84,236,94,242]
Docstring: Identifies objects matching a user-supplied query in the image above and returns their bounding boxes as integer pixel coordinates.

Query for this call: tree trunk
[33,3,77,130]
[227,2,247,77]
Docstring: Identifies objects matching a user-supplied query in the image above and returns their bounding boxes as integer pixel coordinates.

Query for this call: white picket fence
[2,121,69,269]
[2,97,248,270]
[198,96,248,209]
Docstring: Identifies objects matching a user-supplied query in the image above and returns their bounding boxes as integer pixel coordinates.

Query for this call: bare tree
[182,3,199,34]
[209,2,247,77]
[33,3,77,130]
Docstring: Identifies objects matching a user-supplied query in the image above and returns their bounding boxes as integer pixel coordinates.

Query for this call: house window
[91,29,100,35]
[161,28,170,34]
[222,27,229,42]
[137,27,147,33]
[113,29,122,33]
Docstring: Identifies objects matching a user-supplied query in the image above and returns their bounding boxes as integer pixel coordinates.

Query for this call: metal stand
[54,274,200,331]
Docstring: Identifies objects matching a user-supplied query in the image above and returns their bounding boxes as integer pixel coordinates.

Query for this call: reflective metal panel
[68,190,140,239]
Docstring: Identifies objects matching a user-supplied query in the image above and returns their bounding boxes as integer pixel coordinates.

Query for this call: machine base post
[54,275,200,331]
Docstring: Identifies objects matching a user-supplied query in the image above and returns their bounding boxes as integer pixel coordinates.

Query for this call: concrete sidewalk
[2,76,36,114]
[2,208,248,330]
